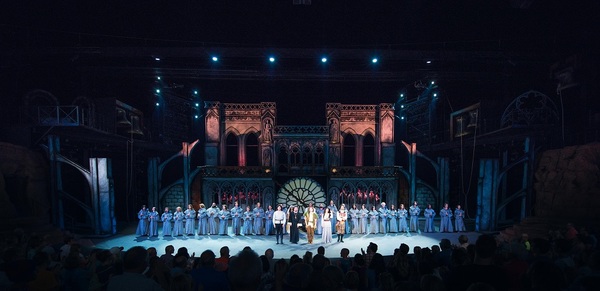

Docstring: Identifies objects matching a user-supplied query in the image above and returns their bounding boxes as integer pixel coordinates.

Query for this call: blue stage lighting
[433,93,437,97]
[157,76,161,80]
[155,102,160,106]
[195,103,200,107]
[372,58,378,63]
[155,89,160,94]
[212,56,218,62]
[269,57,275,63]
[194,90,198,95]
[321,57,327,63]
[431,81,435,85]
[194,115,199,119]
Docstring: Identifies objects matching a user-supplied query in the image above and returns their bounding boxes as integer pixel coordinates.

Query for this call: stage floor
[92,227,483,259]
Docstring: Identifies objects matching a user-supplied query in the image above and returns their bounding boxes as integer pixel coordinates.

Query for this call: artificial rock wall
[534,143,600,221]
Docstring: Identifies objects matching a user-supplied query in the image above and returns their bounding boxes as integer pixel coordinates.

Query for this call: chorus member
[316,204,324,235]
[359,204,369,234]
[230,201,243,235]
[336,204,347,242]
[328,200,338,234]
[454,204,466,232]
[184,204,196,236]
[272,205,286,244]
[389,204,398,233]
[218,204,230,235]
[264,205,274,235]
[136,205,149,236]
[350,204,360,234]
[281,204,288,234]
[242,206,253,235]
[253,202,265,235]
[161,207,172,237]
[172,206,184,236]
[197,203,208,235]
[424,204,436,233]
[304,206,318,244]
[289,206,302,244]
[321,207,333,243]
[439,203,454,232]
[378,202,389,234]
[398,204,409,233]
[207,202,219,235]
[369,205,379,234]
[409,201,421,232]
[148,206,159,237]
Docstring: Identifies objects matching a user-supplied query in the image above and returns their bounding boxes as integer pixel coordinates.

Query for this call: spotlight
[155,89,161,94]
[157,76,161,80]
[321,57,327,63]
[269,57,275,63]
[433,93,437,97]
[372,58,378,63]
[155,57,160,61]
[400,93,404,98]
[194,90,198,95]
[401,116,405,120]
[194,115,199,119]
[195,103,199,107]
[400,105,405,109]
[155,102,160,106]
[426,60,432,64]
[431,81,435,85]
[212,56,218,62]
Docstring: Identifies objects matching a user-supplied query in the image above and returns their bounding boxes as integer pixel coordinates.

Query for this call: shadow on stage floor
[92,229,483,259]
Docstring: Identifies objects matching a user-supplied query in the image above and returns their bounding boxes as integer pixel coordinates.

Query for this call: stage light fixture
[269,57,275,63]
[400,105,405,109]
[155,102,160,106]
[155,57,160,61]
[433,93,437,97]
[401,116,405,120]
[426,60,432,64]
[194,115,199,119]
[212,56,218,62]
[321,57,327,63]
[195,103,200,107]
[157,76,161,80]
[155,89,160,93]
[400,93,404,98]
[194,90,198,95]
[372,58,378,63]
[431,81,435,85]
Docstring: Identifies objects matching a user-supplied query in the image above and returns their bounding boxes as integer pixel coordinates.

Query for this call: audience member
[107,246,162,291]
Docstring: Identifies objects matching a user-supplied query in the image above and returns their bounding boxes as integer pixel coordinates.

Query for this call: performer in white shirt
[272,204,287,244]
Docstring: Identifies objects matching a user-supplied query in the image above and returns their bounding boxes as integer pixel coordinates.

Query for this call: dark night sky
[1,0,598,125]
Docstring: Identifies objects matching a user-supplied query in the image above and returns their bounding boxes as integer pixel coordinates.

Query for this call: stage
[91,225,483,259]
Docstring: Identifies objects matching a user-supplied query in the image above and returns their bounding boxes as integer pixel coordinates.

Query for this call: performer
[197,203,208,235]
[350,204,360,234]
[409,201,421,232]
[398,203,409,233]
[304,206,318,244]
[161,207,173,237]
[316,204,325,235]
[264,205,274,235]
[242,206,253,235]
[136,205,149,236]
[439,203,454,232]
[336,204,347,242]
[207,202,219,235]
[321,207,333,243]
[230,201,243,235]
[272,204,286,244]
[389,204,398,233]
[148,206,159,237]
[369,205,379,234]
[454,204,466,232]
[378,202,389,234]
[289,206,302,244]
[172,206,184,236]
[282,204,288,234]
[359,204,368,234]
[218,204,230,235]
[424,204,436,233]
[328,200,338,234]
[253,202,265,235]
[184,204,196,236]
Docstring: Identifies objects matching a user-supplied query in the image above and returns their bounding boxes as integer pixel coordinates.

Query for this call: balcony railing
[329,166,400,178]
[199,166,273,178]
[38,106,80,126]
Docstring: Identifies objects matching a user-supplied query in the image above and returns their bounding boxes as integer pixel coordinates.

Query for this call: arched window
[278,146,289,173]
[302,145,313,165]
[363,133,375,166]
[291,146,301,166]
[342,133,356,166]
[245,133,259,166]
[225,133,239,166]
[315,145,324,165]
